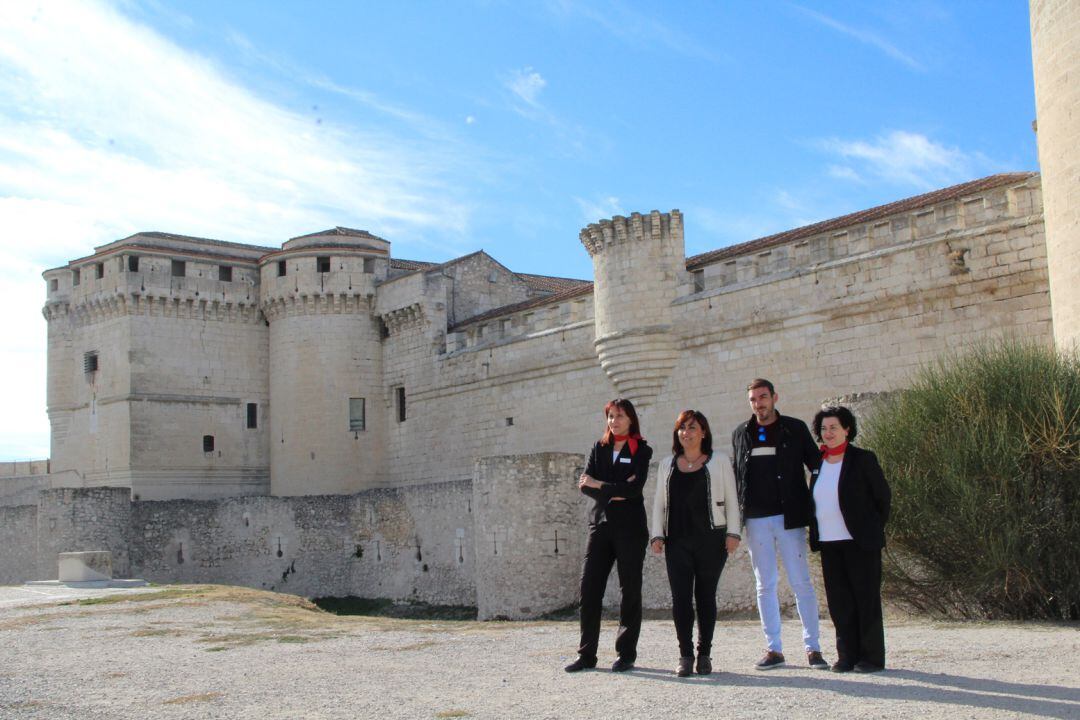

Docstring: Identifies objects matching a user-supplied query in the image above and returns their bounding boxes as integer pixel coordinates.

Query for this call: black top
[808,445,892,552]
[746,419,783,518]
[581,439,653,528]
[731,413,820,530]
[667,465,711,540]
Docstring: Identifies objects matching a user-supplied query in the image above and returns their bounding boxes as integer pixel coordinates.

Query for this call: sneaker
[564,656,597,672]
[755,650,785,670]
[696,654,713,675]
[676,656,693,677]
[611,657,635,672]
[807,651,829,670]
[853,661,884,673]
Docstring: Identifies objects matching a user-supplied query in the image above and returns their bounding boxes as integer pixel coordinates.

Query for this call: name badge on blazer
[619,457,632,464]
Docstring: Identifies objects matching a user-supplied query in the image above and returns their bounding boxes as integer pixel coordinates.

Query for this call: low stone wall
[0,504,38,584]
[128,480,475,605]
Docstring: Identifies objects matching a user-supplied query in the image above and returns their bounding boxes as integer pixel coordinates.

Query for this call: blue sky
[0,1,1038,460]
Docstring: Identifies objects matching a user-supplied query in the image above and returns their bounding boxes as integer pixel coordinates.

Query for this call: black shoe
[754,650,785,670]
[611,657,635,672]
[808,651,830,670]
[831,660,855,673]
[564,656,597,672]
[853,661,884,673]
[676,656,693,677]
[696,654,713,675]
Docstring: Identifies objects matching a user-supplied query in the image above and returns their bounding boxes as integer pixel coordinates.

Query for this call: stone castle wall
[1031,0,1080,350]
[1,481,474,606]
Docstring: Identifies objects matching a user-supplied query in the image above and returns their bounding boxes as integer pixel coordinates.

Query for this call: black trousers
[820,540,885,668]
[664,531,728,657]
[577,520,648,662]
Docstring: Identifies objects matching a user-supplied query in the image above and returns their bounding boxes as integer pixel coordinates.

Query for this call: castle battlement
[683,173,1041,299]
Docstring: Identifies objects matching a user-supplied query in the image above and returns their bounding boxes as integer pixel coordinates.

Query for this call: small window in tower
[72,269,81,286]
[277,260,287,277]
[49,278,58,292]
[128,255,139,272]
[203,435,215,452]
[219,265,233,282]
[95,262,104,279]
[246,403,258,429]
[396,387,407,423]
[83,351,99,374]
[317,256,331,273]
[172,260,186,277]
[692,269,705,293]
[488,270,499,283]
[363,257,376,273]
[349,398,366,431]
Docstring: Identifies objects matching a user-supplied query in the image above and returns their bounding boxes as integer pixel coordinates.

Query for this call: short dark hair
[671,409,713,457]
[812,405,858,443]
[747,378,775,394]
[601,398,641,445]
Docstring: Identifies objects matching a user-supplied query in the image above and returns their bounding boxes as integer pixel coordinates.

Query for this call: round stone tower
[580,210,684,412]
[1031,0,1080,350]
[260,228,390,496]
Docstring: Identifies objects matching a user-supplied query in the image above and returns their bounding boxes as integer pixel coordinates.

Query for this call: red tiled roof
[516,272,592,293]
[686,172,1037,270]
[449,283,594,331]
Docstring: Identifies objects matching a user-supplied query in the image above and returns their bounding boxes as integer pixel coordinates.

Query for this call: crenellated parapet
[43,293,264,326]
[260,291,371,323]
[581,210,685,409]
[380,303,426,335]
[580,210,684,259]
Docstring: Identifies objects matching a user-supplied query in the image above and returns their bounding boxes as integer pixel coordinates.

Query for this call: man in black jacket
[732,378,828,671]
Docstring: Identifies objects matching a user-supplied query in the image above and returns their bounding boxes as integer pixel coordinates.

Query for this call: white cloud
[465,115,476,125]
[575,195,625,224]
[507,67,547,107]
[820,130,977,190]
[792,5,924,71]
[0,0,483,459]
[548,0,725,65]
[827,164,864,183]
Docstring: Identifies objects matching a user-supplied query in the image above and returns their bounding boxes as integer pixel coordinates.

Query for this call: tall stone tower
[1031,0,1080,350]
[580,211,685,415]
[261,228,388,496]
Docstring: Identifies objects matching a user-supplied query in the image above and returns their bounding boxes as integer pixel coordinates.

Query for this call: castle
[0,1,1076,619]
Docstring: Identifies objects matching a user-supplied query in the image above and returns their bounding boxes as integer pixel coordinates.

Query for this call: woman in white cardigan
[650,410,741,677]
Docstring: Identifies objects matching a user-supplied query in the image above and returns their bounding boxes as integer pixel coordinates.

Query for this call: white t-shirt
[814,460,853,541]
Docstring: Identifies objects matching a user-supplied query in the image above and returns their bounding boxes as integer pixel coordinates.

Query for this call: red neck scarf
[614,433,643,456]
[820,441,848,459]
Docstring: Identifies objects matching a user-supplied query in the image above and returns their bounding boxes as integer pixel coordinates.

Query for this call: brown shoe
[808,650,829,670]
[755,650,785,670]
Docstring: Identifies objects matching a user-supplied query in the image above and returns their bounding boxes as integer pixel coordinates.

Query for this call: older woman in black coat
[809,406,891,673]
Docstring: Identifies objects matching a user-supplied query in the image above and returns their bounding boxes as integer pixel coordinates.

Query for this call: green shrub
[862,340,1080,620]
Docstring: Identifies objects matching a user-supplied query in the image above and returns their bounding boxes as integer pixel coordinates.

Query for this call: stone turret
[260,228,390,496]
[580,211,684,410]
[1031,0,1080,350]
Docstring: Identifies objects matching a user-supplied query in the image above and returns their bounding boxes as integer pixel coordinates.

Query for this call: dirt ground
[0,585,1077,719]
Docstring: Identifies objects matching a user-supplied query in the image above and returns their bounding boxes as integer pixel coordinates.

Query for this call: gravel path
[0,585,1077,719]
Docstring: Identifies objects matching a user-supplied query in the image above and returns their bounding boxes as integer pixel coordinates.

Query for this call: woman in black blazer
[809,406,891,673]
[565,398,652,673]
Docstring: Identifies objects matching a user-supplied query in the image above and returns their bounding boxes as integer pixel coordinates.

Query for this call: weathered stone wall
[1031,0,1080,350]
[129,479,474,604]
[0,504,38,584]
[0,460,50,508]
[2,481,474,604]
[34,487,133,580]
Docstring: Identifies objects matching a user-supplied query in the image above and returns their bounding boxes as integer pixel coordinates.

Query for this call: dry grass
[162,691,223,705]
